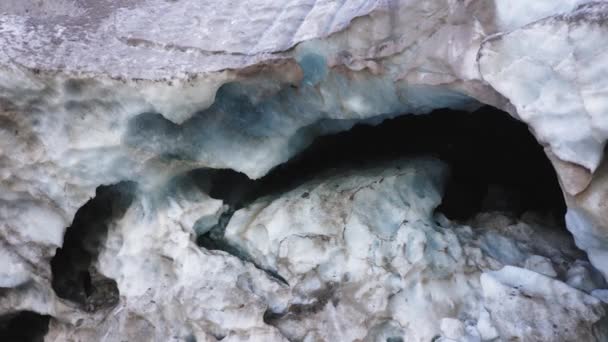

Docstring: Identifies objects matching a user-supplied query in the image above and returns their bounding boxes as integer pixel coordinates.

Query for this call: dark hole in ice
[0,311,50,342]
[256,106,566,223]
[50,182,137,311]
[190,106,567,265]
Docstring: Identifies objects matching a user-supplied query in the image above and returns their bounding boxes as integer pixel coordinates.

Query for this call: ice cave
[1,1,608,341]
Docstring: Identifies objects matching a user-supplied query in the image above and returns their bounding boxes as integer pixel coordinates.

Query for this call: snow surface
[218,158,606,341]
[41,158,608,341]
[1,0,608,340]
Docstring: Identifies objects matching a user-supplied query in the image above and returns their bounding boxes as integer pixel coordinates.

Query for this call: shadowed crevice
[196,210,289,285]
[50,182,137,311]
[0,311,50,342]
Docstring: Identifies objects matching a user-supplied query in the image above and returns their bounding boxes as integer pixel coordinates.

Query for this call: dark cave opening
[0,311,50,342]
[210,106,565,222]
[264,105,566,223]
[50,182,137,311]
[192,106,567,267]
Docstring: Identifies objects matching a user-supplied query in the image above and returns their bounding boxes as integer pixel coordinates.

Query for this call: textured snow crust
[478,1,608,277]
[5,158,605,341]
[0,0,363,77]
[223,158,608,341]
[480,2,608,174]
[1,0,608,341]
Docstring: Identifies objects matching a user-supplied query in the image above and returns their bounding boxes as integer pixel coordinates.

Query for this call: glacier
[1,0,608,341]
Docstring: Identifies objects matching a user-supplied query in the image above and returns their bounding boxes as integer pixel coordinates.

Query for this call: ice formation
[224,158,607,341]
[1,0,608,341]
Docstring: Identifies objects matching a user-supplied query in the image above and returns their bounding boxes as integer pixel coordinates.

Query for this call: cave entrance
[257,105,566,224]
[193,105,568,256]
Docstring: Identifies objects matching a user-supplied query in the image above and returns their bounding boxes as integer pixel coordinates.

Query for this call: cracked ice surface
[1,0,608,340]
[221,158,607,341]
[36,158,608,341]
